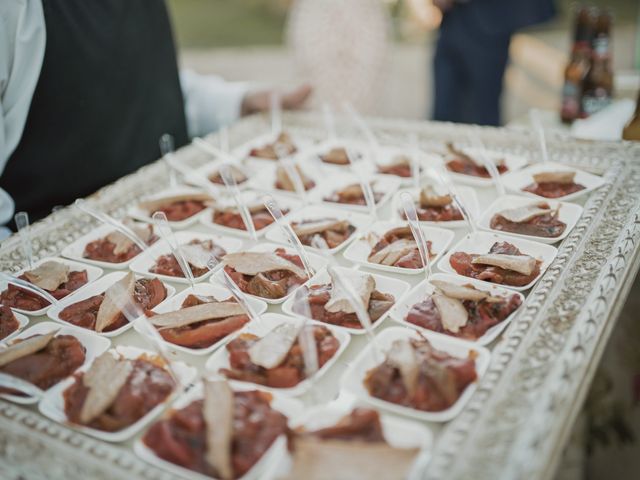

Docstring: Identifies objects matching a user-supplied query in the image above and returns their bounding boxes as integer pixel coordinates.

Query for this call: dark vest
[1,0,188,222]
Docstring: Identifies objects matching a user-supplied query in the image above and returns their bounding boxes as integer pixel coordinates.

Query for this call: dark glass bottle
[581,10,614,117]
[561,6,595,123]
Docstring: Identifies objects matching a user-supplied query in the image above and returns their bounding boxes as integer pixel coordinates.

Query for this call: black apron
[1,0,189,222]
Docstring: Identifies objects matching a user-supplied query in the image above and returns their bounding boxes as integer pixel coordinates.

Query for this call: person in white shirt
[0,0,310,232]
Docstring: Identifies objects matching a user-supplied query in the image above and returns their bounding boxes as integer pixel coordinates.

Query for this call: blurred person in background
[430,0,555,125]
[0,0,311,227]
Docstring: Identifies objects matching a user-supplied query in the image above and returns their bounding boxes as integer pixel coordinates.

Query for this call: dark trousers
[432,9,512,126]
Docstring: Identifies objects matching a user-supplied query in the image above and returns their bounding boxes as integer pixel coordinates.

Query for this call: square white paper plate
[311,173,401,214]
[205,313,351,397]
[501,161,606,202]
[0,308,29,344]
[47,271,176,337]
[246,160,323,198]
[38,345,197,442]
[264,395,433,480]
[442,147,529,187]
[148,282,268,356]
[340,326,491,422]
[1,321,110,404]
[201,191,301,239]
[281,266,410,335]
[297,138,368,170]
[234,132,310,163]
[390,273,524,346]
[477,194,583,244]
[129,186,213,229]
[369,146,442,187]
[133,382,304,480]
[436,231,558,291]
[129,230,243,284]
[0,257,104,316]
[212,242,329,305]
[61,223,156,270]
[264,205,369,256]
[343,220,455,275]
[391,186,480,229]
[186,160,253,192]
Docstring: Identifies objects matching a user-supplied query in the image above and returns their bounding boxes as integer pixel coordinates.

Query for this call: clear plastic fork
[74,199,148,252]
[529,108,550,164]
[291,287,320,402]
[192,137,237,164]
[151,211,196,290]
[327,265,382,362]
[203,254,262,326]
[220,164,257,240]
[426,166,477,233]
[322,102,337,141]
[263,195,315,281]
[270,91,282,137]
[400,191,433,282]
[275,144,308,203]
[14,212,33,269]
[467,134,506,197]
[345,146,378,221]
[159,133,178,188]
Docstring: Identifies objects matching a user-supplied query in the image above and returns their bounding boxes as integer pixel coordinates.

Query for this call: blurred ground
[169,0,639,125]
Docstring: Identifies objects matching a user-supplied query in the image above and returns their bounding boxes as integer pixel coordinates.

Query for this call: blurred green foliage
[167,0,637,49]
[167,0,287,48]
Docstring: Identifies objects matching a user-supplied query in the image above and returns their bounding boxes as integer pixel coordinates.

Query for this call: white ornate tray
[1,112,639,480]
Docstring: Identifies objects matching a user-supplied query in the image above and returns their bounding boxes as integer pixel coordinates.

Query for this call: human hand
[241,84,313,116]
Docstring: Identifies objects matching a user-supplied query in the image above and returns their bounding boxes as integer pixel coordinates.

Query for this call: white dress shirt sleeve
[180,69,249,138]
[0,0,46,233]
[0,0,46,174]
